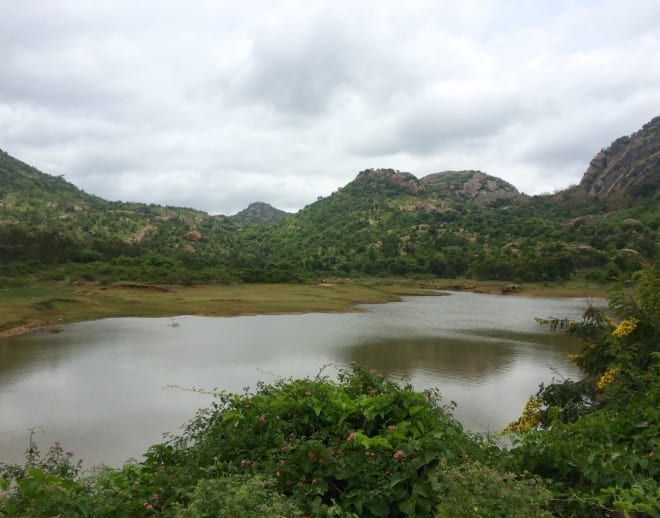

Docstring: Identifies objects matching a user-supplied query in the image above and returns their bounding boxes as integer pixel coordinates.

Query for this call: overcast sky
[1,1,659,214]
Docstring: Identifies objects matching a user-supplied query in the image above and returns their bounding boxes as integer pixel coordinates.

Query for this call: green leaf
[408,405,426,416]
[399,495,417,515]
[369,498,390,517]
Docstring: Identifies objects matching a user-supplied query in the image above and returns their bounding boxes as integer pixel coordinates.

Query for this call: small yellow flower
[612,317,639,339]
[597,367,621,390]
[567,353,580,362]
[503,396,543,433]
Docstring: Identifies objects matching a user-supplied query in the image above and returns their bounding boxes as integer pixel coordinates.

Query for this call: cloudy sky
[1,1,659,214]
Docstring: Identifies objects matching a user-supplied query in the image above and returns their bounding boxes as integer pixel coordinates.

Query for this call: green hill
[0,116,658,284]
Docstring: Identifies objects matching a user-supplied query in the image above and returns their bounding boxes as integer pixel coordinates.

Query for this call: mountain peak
[233,201,289,223]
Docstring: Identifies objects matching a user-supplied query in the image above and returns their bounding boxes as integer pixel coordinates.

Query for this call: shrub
[176,474,303,517]
[433,461,553,518]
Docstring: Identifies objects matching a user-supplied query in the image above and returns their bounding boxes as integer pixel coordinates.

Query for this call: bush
[433,461,553,518]
[177,474,303,517]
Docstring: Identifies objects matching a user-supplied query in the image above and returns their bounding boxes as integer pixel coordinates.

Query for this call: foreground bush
[3,365,544,516]
[138,366,501,516]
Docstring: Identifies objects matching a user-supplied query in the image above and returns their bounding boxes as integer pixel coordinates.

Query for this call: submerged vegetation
[1,267,658,516]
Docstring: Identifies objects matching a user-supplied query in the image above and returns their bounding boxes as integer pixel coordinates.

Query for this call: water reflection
[341,337,515,380]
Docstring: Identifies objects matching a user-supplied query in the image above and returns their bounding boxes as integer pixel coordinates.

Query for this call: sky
[1,1,659,215]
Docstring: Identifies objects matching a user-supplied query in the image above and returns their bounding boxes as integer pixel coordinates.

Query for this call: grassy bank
[0,277,608,340]
[0,280,434,339]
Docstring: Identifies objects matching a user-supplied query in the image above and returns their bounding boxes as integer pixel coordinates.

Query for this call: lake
[0,291,595,468]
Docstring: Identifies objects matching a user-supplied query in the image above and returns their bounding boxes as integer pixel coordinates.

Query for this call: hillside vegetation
[1,117,658,286]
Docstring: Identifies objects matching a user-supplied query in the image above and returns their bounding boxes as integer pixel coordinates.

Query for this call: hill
[0,116,657,284]
[233,202,290,223]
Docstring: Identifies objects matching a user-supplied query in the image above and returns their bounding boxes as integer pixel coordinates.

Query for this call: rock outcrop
[421,170,520,204]
[579,116,660,198]
[353,169,425,194]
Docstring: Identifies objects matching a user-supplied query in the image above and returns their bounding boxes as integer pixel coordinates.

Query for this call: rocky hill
[421,170,520,205]
[348,168,520,205]
[233,202,290,223]
[579,116,660,198]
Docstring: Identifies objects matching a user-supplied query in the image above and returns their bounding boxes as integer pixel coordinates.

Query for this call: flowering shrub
[507,267,660,515]
[151,365,492,516]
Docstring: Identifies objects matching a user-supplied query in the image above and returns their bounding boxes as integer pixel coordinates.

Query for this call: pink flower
[305,391,312,396]
[252,461,258,468]
[240,459,247,468]
[347,432,356,441]
[134,481,140,486]
[144,503,154,510]
[388,425,397,430]
[279,459,285,464]
[319,458,325,464]
[152,493,159,500]
[259,414,265,422]
[393,450,405,458]
[275,471,281,477]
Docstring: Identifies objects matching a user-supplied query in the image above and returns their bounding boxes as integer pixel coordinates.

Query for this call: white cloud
[1,0,659,213]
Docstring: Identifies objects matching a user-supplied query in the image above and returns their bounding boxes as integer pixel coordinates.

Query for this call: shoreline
[0,279,607,342]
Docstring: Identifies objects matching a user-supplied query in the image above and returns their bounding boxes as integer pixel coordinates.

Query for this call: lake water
[0,292,596,468]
